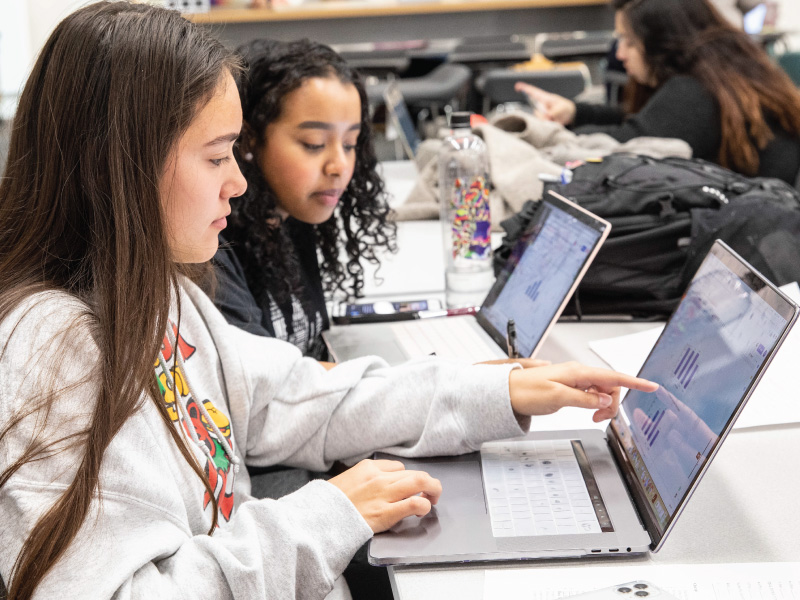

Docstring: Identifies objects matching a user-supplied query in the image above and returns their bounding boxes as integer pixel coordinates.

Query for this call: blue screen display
[481,202,603,358]
[614,252,789,529]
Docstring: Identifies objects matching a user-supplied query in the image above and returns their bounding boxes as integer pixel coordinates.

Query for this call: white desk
[387,321,800,599]
[358,168,800,598]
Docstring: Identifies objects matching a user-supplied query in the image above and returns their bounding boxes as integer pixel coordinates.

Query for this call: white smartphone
[563,581,679,599]
[330,298,442,325]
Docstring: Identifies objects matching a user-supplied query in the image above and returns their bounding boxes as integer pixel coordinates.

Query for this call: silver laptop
[369,240,799,565]
[323,191,611,365]
[383,80,421,160]
[744,3,767,35]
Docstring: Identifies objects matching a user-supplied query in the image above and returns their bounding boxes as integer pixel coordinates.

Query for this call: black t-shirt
[212,221,330,360]
[573,75,800,185]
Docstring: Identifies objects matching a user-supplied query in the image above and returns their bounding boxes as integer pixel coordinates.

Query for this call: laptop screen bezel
[475,191,611,357]
[606,239,799,551]
[382,81,420,161]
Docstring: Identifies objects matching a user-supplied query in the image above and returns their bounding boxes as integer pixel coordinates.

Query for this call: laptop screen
[383,82,420,159]
[743,3,767,35]
[611,242,797,541]
[479,196,607,358]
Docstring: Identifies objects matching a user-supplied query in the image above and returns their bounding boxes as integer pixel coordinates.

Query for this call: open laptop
[322,191,611,365]
[383,80,421,160]
[369,240,798,565]
[744,3,767,35]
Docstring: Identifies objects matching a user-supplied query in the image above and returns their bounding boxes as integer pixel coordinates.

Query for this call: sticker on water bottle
[449,175,491,260]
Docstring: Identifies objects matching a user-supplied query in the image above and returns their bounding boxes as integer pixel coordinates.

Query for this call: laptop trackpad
[371,454,499,560]
[331,340,408,366]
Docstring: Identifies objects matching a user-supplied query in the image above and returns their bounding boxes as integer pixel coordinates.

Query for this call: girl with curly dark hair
[213,39,397,359]
[515,0,800,184]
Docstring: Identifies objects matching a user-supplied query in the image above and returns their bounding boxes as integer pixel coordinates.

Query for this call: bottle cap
[449,112,472,129]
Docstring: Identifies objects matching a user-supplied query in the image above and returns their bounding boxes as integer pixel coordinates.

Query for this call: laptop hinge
[605,428,661,547]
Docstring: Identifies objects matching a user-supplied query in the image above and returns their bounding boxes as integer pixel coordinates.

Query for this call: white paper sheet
[483,562,800,600]
[587,282,800,429]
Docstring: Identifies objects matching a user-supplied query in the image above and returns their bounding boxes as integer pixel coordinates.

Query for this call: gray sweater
[0,279,527,599]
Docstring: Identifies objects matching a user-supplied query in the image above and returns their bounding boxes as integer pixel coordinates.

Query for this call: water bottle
[438,112,493,308]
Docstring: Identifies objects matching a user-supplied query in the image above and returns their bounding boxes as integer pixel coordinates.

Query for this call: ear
[238,121,260,160]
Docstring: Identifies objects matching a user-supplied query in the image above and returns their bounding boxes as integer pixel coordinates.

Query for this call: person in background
[709,0,763,29]
[0,4,660,598]
[516,0,800,184]
[213,39,395,360]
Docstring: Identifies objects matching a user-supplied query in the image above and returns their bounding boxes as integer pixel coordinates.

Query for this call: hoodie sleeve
[0,294,372,600]
[225,323,529,472]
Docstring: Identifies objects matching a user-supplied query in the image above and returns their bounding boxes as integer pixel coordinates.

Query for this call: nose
[225,161,248,199]
[615,41,627,63]
[323,145,348,178]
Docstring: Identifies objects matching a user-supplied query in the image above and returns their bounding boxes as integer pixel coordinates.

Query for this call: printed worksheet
[483,562,800,600]
[588,282,800,430]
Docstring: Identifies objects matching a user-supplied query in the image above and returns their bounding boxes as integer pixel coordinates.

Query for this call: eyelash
[210,156,231,167]
[301,143,357,153]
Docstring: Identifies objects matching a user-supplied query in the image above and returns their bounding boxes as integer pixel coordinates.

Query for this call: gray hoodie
[0,278,528,599]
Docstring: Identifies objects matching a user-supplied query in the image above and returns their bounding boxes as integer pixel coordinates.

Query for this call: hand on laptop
[508,361,659,422]
[329,458,442,533]
[479,358,551,368]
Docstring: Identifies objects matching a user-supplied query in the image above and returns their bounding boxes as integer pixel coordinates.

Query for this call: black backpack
[495,154,800,318]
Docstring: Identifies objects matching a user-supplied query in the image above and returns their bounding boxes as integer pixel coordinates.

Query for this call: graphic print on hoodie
[155,322,236,521]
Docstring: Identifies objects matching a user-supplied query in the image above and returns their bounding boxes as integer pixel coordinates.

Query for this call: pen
[506,319,520,358]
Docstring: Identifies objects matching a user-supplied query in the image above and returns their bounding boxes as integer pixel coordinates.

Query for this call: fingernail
[598,393,612,407]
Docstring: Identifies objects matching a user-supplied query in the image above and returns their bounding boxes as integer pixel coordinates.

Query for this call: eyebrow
[204,132,240,147]
[297,121,361,132]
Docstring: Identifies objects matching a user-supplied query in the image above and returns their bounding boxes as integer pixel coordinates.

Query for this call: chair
[536,30,615,62]
[777,52,800,87]
[445,38,533,114]
[447,40,531,69]
[337,49,411,80]
[476,67,590,114]
[365,63,472,116]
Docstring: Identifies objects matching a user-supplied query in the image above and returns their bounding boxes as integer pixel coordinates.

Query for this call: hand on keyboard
[508,362,659,421]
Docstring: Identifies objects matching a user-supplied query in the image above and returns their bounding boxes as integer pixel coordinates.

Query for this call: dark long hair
[614,0,800,175]
[225,39,396,310]
[0,3,240,598]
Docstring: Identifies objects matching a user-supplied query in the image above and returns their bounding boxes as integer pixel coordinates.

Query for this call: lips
[212,212,230,229]
[312,189,343,208]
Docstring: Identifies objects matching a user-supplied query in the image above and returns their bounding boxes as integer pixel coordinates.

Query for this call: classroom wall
[2,0,800,119]
[0,2,31,119]
[778,0,800,50]
[0,0,90,119]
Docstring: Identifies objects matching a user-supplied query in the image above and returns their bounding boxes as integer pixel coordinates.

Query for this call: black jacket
[212,221,330,359]
[574,75,800,185]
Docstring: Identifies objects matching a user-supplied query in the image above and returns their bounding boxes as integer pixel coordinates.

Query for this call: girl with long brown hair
[516,0,800,184]
[0,3,657,599]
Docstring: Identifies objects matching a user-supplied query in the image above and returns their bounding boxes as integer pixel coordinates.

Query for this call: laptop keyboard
[481,439,604,537]
[389,317,500,362]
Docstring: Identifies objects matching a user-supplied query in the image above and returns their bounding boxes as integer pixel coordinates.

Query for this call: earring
[243,152,254,162]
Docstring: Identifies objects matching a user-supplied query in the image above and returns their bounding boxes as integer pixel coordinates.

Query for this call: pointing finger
[562,366,659,395]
